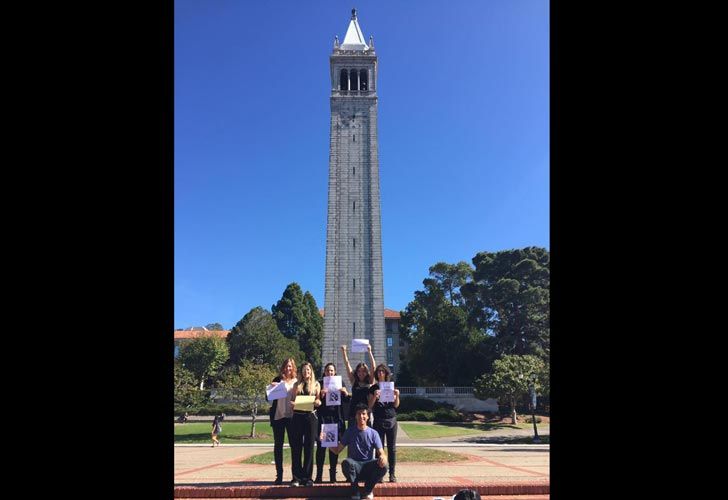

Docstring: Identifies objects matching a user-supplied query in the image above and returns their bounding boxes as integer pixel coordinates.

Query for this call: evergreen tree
[227,306,303,369]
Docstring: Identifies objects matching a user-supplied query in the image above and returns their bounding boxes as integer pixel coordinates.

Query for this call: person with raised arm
[341,344,376,428]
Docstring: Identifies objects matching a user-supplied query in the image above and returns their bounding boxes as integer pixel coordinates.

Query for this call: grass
[400,422,546,439]
[174,422,274,443]
[241,447,468,465]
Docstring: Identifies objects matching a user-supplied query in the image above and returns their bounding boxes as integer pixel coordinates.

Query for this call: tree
[174,361,208,411]
[394,358,416,386]
[271,283,307,342]
[227,306,303,369]
[468,247,550,361]
[400,266,490,386]
[271,283,323,372]
[178,335,230,390]
[205,322,224,331]
[428,261,473,306]
[302,291,323,373]
[216,361,277,437]
[473,354,546,424]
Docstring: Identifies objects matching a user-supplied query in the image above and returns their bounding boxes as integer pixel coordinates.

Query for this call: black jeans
[373,417,397,475]
[316,417,346,474]
[341,458,387,494]
[271,417,293,479]
[291,411,318,481]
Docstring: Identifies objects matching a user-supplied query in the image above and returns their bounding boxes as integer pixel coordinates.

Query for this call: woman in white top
[269,358,298,484]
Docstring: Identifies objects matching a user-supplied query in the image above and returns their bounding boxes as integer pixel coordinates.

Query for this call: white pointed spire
[340,8,369,51]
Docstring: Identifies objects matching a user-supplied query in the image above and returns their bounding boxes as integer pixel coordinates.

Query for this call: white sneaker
[364,493,374,500]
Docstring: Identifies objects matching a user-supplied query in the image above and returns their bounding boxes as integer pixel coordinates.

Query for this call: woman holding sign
[289,362,321,487]
[269,358,298,485]
[342,343,376,428]
[368,363,400,482]
[315,362,350,483]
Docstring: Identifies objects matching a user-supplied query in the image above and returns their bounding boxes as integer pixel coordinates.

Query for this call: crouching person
[328,403,387,500]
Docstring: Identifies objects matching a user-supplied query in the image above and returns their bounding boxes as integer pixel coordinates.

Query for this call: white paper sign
[324,375,342,390]
[321,423,338,447]
[324,375,343,406]
[379,381,395,403]
[266,382,288,401]
[351,338,370,353]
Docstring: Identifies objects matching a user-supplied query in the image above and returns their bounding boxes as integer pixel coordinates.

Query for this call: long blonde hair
[279,358,297,381]
[296,362,317,395]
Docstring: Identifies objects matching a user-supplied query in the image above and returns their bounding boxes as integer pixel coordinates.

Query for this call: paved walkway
[174,419,549,495]
[175,444,548,486]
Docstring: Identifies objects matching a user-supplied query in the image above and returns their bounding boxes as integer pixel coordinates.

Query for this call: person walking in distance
[211,415,222,447]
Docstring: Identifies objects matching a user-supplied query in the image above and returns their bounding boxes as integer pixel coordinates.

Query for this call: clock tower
[322,9,386,382]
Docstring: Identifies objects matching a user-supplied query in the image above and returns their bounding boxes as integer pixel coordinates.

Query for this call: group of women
[268,344,400,486]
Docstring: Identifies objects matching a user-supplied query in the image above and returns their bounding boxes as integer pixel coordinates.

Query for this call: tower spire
[341,8,368,51]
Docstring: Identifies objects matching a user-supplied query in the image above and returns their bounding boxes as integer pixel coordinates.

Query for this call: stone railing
[398,387,475,397]
[397,387,497,412]
[332,89,375,97]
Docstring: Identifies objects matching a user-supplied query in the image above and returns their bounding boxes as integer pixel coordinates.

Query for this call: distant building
[320,308,403,377]
[173,327,229,358]
[173,308,405,375]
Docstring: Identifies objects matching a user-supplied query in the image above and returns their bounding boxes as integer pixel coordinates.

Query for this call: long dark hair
[353,362,371,385]
[321,362,336,378]
[374,363,391,382]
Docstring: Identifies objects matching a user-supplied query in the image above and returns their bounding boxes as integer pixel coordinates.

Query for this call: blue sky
[175,0,549,330]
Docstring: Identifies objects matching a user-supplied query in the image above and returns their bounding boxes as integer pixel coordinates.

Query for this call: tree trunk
[511,397,517,424]
[250,401,258,438]
[199,378,205,390]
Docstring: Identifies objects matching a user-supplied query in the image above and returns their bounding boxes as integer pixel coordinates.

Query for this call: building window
[387,337,393,347]
[340,69,349,90]
[360,69,368,90]
[353,278,356,289]
[387,348,393,362]
[353,322,356,335]
[353,237,356,248]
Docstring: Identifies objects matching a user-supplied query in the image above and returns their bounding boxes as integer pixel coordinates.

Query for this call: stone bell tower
[322,9,386,383]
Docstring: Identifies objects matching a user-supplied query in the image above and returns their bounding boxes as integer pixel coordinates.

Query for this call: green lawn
[241,447,467,465]
[399,422,543,439]
[174,422,274,443]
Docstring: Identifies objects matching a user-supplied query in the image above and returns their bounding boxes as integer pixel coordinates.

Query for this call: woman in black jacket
[269,358,298,484]
[314,362,350,483]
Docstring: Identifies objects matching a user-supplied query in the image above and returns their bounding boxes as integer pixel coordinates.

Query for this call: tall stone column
[322,10,385,384]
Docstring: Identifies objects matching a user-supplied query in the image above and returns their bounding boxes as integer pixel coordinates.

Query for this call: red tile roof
[173,330,229,340]
[317,308,401,319]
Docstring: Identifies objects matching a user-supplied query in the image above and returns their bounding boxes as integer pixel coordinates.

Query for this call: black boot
[329,468,337,483]
[314,467,323,484]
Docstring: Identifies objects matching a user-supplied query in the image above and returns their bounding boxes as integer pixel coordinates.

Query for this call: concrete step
[175,497,549,500]
[174,481,549,498]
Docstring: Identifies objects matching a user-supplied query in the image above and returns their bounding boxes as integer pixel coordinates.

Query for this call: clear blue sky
[174,0,549,330]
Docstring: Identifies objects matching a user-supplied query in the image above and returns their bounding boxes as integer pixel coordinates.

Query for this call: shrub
[174,402,271,416]
[397,408,464,422]
[397,396,454,412]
